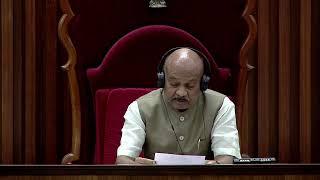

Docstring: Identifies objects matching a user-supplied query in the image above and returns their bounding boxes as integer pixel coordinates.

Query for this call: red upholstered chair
[94,88,155,164]
[87,25,245,164]
[101,88,155,163]
[87,25,235,164]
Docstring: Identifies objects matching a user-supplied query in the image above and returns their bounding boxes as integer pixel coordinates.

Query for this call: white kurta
[117,97,241,159]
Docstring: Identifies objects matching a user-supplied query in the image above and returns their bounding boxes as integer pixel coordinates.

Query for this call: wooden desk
[0,164,319,180]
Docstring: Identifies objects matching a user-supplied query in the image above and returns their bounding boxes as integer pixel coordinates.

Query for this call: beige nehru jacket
[138,89,224,159]
[117,89,241,159]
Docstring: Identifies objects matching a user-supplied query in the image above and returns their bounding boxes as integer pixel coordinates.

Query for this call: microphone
[233,157,277,164]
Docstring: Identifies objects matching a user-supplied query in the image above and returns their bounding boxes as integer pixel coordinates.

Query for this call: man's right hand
[116,155,156,165]
[134,157,156,165]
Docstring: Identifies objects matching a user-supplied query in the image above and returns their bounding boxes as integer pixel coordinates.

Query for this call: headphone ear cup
[201,75,210,91]
[157,72,165,88]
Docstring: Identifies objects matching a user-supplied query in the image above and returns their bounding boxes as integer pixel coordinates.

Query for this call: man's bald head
[163,48,204,78]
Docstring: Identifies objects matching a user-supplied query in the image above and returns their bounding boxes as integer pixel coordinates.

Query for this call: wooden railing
[0,164,320,179]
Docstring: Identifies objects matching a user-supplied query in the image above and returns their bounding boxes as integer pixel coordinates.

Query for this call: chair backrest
[100,88,154,164]
[86,25,227,93]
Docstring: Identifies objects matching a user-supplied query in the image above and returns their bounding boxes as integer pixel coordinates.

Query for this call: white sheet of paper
[154,153,205,165]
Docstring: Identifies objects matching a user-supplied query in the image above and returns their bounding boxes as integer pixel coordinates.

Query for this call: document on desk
[154,153,205,165]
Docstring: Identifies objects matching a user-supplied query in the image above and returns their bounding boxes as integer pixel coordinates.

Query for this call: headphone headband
[157,47,212,91]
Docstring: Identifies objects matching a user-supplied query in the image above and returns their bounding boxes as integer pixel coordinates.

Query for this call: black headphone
[157,47,212,91]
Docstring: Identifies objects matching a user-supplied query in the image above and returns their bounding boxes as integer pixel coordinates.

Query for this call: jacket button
[179,136,184,141]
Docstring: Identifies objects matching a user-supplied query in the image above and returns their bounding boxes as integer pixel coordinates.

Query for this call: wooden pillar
[25,0,37,163]
[278,0,300,163]
[1,0,14,164]
[257,0,278,158]
[299,0,312,163]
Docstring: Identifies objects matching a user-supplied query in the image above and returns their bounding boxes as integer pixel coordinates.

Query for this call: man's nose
[176,86,187,97]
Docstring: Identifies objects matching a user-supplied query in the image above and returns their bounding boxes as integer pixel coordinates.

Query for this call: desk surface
[0,164,320,175]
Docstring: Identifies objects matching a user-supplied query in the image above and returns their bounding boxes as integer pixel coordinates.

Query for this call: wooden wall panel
[37,0,58,164]
[1,0,14,164]
[299,0,312,163]
[311,0,320,163]
[1,0,59,164]
[13,0,24,163]
[254,0,319,163]
[24,0,37,163]
[257,0,278,158]
[278,0,300,163]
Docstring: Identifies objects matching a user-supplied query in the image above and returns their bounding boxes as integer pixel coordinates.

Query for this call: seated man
[116,47,241,165]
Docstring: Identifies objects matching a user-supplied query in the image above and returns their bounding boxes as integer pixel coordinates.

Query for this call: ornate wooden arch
[237,0,257,128]
[58,0,257,164]
[58,0,81,164]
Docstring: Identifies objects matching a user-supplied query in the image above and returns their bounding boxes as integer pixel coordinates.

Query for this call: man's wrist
[205,160,221,165]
